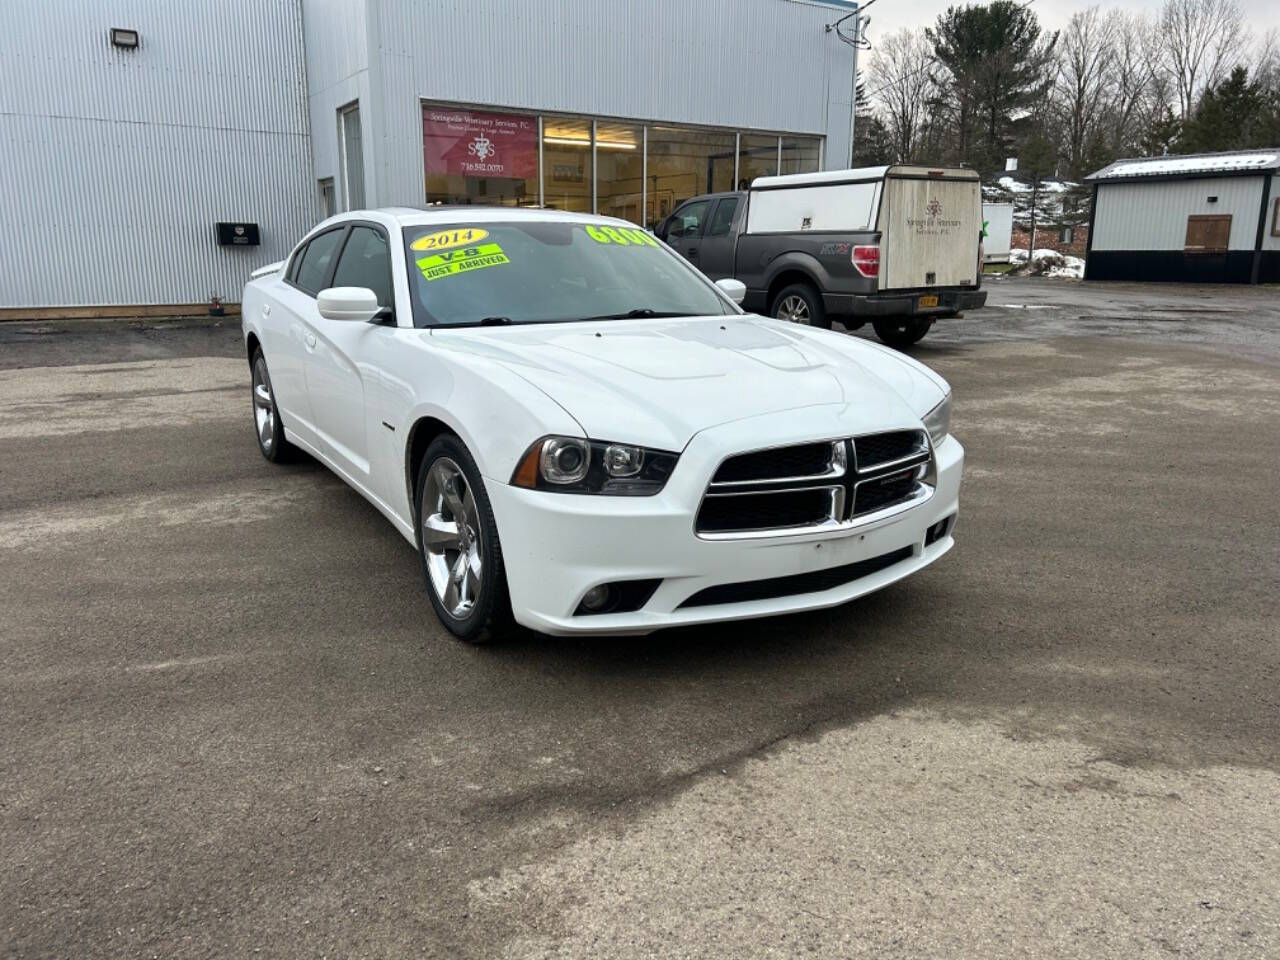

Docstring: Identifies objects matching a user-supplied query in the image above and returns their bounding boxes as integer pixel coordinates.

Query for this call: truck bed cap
[751,165,978,190]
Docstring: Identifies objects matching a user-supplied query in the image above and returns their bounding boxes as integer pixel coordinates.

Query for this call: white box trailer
[981,202,1014,262]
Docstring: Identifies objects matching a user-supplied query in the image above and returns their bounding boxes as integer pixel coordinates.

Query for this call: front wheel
[872,317,932,349]
[416,434,515,644]
[251,348,296,462]
[770,283,830,329]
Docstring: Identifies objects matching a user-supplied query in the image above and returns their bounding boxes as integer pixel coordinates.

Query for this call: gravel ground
[2,278,1278,958]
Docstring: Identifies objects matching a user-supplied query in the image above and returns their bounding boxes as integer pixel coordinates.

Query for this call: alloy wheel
[421,457,483,619]
[777,295,811,324]
[252,357,276,452]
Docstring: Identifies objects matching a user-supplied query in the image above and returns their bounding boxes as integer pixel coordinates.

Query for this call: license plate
[918,295,939,308]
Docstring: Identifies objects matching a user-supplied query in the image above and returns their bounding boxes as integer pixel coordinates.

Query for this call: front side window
[402,221,732,327]
[332,226,393,307]
[294,229,345,295]
[668,200,710,240]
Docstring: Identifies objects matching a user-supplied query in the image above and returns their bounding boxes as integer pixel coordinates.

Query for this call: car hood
[428,316,946,451]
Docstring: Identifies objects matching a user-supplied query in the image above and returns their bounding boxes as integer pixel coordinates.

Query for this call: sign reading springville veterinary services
[422,108,538,181]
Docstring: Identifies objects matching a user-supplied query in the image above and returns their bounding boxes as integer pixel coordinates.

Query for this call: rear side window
[294,229,345,294]
[707,198,738,237]
[331,226,393,307]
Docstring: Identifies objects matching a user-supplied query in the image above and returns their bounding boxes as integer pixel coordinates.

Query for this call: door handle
[687,246,699,258]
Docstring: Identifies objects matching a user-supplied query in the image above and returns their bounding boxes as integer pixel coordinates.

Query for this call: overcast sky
[860,0,1280,46]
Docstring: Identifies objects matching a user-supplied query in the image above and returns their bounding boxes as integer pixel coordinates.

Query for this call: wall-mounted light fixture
[1207,195,1218,203]
[110,28,139,49]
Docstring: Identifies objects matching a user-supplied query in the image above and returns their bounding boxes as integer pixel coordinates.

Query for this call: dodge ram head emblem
[926,198,942,218]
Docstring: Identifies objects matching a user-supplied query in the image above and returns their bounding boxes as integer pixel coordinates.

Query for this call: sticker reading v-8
[410,227,490,252]
[584,225,660,247]
[417,243,510,282]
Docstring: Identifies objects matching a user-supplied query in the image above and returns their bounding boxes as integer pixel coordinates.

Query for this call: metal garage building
[1,0,859,315]
[1084,150,1280,284]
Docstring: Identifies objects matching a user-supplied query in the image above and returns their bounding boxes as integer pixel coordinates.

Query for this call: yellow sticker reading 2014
[585,225,660,247]
[410,227,490,252]
[417,243,510,282]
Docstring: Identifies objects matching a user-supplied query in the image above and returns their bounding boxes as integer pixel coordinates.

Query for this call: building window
[339,104,366,210]
[418,101,822,228]
[645,126,737,227]
[542,117,593,213]
[738,134,780,190]
[780,136,821,176]
[423,107,539,206]
[594,121,643,224]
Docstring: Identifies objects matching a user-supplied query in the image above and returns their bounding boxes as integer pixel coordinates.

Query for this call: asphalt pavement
[2,278,1278,958]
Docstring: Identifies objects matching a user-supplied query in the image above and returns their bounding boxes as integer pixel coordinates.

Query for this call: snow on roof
[1087,149,1280,181]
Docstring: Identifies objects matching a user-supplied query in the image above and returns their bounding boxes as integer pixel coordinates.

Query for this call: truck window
[707,198,739,237]
[669,200,710,240]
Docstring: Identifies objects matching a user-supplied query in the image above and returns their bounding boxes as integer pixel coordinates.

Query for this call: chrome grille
[695,431,932,538]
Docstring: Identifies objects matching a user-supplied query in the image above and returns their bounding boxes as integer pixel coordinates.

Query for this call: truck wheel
[771,283,829,329]
[873,318,932,349]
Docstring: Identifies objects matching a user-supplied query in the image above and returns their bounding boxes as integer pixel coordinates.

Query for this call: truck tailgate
[879,175,980,290]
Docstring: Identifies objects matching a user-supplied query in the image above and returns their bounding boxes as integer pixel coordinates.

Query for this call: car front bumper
[485,433,964,636]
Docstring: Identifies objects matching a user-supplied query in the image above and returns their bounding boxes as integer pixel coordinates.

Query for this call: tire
[770,282,830,329]
[415,434,515,644]
[872,317,932,349]
[250,347,297,462]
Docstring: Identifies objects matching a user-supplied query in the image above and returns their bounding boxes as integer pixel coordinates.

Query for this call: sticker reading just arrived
[410,227,490,252]
[417,242,510,282]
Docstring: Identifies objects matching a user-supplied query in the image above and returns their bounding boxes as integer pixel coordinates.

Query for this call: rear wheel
[251,348,296,462]
[873,317,932,349]
[416,434,515,644]
[770,282,830,330]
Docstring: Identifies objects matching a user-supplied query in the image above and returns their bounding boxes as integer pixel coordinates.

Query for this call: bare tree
[1108,12,1157,154]
[1157,0,1250,119]
[867,29,937,162]
[1053,7,1118,176]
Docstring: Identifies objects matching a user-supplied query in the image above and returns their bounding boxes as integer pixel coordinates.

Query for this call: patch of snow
[1094,152,1278,179]
[1007,248,1084,279]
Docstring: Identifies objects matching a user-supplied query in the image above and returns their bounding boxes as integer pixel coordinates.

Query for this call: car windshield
[401,220,733,327]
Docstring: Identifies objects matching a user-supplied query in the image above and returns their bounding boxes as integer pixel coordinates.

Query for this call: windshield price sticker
[417,243,510,281]
[584,225,659,247]
[410,227,490,253]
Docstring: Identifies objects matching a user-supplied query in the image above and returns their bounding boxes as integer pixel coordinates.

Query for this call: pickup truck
[655,165,987,348]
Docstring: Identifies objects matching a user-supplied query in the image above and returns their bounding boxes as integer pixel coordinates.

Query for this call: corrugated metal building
[1085,150,1280,284]
[0,0,316,313]
[2,0,858,313]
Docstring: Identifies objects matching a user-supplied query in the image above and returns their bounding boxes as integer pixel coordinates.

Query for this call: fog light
[580,584,613,612]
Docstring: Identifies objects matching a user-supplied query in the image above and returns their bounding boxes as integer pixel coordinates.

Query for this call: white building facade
[1085,151,1280,285]
[1,0,858,314]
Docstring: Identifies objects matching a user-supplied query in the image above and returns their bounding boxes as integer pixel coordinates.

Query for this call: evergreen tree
[1179,67,1271,152]
[1138,106,1183,156]
[927,1,1059,174]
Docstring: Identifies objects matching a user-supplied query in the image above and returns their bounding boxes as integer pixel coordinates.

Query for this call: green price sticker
[417,243,510,282]
[585,225,660,247]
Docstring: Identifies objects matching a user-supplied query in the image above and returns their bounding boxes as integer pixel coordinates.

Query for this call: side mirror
[715,278,747,305]
[317,286,381,322]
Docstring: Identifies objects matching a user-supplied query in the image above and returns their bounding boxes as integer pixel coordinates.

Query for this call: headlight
[922,392,952,446]
[512,436,679,496]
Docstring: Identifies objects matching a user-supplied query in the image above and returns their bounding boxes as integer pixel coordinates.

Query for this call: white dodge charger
[241,207,962,642]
